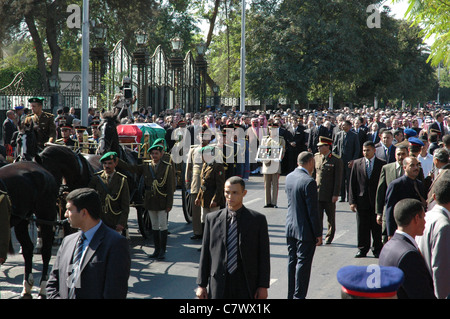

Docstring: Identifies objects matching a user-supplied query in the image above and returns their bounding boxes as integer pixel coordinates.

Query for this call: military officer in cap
[23,97,56,150]
[314,136,343,244]
[260,122,285,208]
[55,124,78,149]
[88,152,130,235]
[195,145,226,224]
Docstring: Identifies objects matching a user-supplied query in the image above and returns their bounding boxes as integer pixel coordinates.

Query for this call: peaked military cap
[28,97,45,104]
[317,136,333,146]
[408,137,424,147]
[403,128,417,137]
[337,265,404,298]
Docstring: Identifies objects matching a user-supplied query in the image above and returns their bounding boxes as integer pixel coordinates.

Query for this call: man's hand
[316,237,323,246]
[376,214,383,225]
[254,287,268,299]
[196,286,208,299]
[350,204,357,212]
[332,196,339,203]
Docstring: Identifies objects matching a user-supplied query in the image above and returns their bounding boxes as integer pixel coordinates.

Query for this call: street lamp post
[195,40,207,113]
[212,83,219,109]
[133,30,149,110]
[90,23,108,107]
[170,36,184,110]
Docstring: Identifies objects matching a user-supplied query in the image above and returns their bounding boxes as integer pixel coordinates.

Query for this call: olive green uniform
[88,170,130,231]
[23,112,56,150]
[196,161,225,222]
[314,151,343,243]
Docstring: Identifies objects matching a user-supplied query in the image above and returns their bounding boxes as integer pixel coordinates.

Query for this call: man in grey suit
[375,144,408,243]
[285,152,322,299]
[333,120,360,202]
[46,188,131,299]
[417,177,450,299]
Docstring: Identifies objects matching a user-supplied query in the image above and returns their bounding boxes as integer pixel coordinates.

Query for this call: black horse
[0,161,58,299]
[96,112,152,237]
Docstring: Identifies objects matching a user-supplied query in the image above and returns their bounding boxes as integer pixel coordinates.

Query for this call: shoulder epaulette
[94,170,104,175]
[332,153,341,159]
[116,171,127,179]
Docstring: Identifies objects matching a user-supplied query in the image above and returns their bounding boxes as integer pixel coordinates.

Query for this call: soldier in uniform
[55,124,78,149]
[195,145,226,225]
[118,143,175,260]
[23,97,56,150]
[88,119,101,154]
[260,122,286,208]
[185,125,212,240]
[88,152,130,236]
[314,136,343,244]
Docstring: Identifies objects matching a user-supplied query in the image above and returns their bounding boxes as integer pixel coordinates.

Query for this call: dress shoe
[264,204,274,208]
[354,251,367,258]
[190,235,202,240]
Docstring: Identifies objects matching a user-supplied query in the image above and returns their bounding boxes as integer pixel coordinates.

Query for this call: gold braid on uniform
[105,176,126,216]
[150,162,171,197]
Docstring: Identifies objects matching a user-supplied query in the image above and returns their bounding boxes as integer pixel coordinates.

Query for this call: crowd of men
[1,98,449,299]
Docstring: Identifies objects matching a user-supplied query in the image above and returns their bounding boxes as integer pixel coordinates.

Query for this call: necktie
[227,211,238,274]
[366,159,372,178]
[68,233,86,299]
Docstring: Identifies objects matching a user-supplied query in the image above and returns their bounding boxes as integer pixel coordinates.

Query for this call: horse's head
[97,111,121,155]
[15,121,38,161]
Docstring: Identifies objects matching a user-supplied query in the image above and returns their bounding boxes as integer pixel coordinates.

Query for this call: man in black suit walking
[379,198,436,299]
[384,156,427,239]
[196,176,270,299]
[333,120,361,202]
[2,110,17,147]
[349,141,385,258]
[308,117,330,154]
[285,151,322,299]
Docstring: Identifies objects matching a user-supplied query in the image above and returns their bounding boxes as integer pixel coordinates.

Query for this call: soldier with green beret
[23,97,56,150]
[88,151,130,235]
[118,142,175,260]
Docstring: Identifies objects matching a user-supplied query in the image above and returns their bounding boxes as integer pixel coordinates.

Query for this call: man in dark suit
[384,156,427,239]
[349,141,385,258]
[285,152,322,299]
[196,176,270,299]
[308,117,330,154]
[46,188,131,299]
[333,120,360,202]
[429,112,446,140]
[375,129,396,164]
[352,117,367,158]
[379,198,436,299]
[2,110,17,147]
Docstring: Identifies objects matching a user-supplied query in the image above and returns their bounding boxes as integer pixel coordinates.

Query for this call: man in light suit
[375,144,408,243]
[196,176,270,299]
[46,188,131,299]
[379,198,436,299]
[333,120,360,202]
[417,177,450,299]
[285,152,322,299]
[349,141,385,258]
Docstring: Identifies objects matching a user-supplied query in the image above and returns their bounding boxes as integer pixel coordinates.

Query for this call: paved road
[0,175,378,300]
